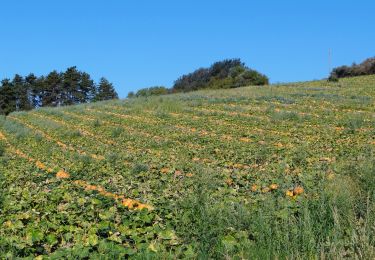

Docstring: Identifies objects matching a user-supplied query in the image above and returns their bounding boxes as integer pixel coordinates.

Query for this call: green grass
[0,75,374,258]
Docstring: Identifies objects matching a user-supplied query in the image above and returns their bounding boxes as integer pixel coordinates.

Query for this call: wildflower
[286,190,294,197]
[269,184,278,190]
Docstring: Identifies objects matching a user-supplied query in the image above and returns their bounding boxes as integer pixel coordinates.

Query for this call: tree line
[0,67,118,115]
[329,57,375,81]
[128,59,269,98]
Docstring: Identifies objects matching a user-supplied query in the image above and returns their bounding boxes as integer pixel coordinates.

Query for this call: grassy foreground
[0,76,374,258]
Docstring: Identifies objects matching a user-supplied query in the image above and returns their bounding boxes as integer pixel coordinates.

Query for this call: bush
[133,86,169,98]
[328,74,339,82]
[330,57,375,79]
[125,59,269,96]
[173,58,269,92]
[127,91,135,98]
[131,163,149,174]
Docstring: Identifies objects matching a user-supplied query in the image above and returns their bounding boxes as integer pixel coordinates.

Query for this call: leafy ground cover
[0,75,374,258]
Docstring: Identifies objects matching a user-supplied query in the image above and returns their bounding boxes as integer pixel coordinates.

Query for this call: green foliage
[173,58,269,92]
[0,142,5,157]
[132,163,149,174]
[330,57,375,79]
[172,165,375,259]
[132,86,169,98]
[127,91,135,98]
[0,75,374,258]
[0,79,17,115]
[0,68,118,115]
[111,127,123,138]
[94,77,119,101]
[328,74,339,82]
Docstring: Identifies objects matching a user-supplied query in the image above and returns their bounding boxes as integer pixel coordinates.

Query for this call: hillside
[0,75,374,258]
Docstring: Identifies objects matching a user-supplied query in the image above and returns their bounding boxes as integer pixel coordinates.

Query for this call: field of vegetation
[0,75,374,258]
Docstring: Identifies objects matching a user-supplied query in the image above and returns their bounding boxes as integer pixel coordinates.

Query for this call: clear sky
[1,1,374,98]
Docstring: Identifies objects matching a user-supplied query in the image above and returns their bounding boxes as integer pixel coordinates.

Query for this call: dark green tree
[62,66,81,105]
[95,77,118,101]
[0,67,117,114]
[0,79,17,115]
[25,73,39,108]
[80,72,97,103]
[43,71,63,106]
[12,74,33,111]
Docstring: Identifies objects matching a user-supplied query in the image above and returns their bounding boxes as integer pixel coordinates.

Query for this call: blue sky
[1,1,374,98]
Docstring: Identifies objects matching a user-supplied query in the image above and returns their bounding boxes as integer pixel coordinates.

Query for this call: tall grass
[173,165,375,259]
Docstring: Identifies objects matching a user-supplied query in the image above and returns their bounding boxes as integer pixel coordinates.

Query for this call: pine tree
[0,79,17,115]
[0,67,117,113]
[62,66,81,105]
[44,71,63,106]
[95,77,118,101]
[33,76,46,108]
[25,73,39,108]
[80,72,96,103]
[12,74,32,111]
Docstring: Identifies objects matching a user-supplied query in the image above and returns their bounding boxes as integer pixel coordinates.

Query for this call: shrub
[173,58,269,92]
[127,91,135,98]
[328,74,339,82]
[134,86,169,98]
[131,163,149,174]
[111,127,123,138]
[330,57,375,79]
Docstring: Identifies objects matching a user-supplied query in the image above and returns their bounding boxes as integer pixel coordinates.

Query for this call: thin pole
[328,48,332,75]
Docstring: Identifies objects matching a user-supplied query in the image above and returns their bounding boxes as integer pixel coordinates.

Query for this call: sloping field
[0,76,374,258]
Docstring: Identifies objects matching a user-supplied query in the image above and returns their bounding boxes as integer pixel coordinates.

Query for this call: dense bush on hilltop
[0,67,118,115]
[127,59,269,98]
[329,57,375,81]
[128,86,169,98]
[172,59,269,92]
